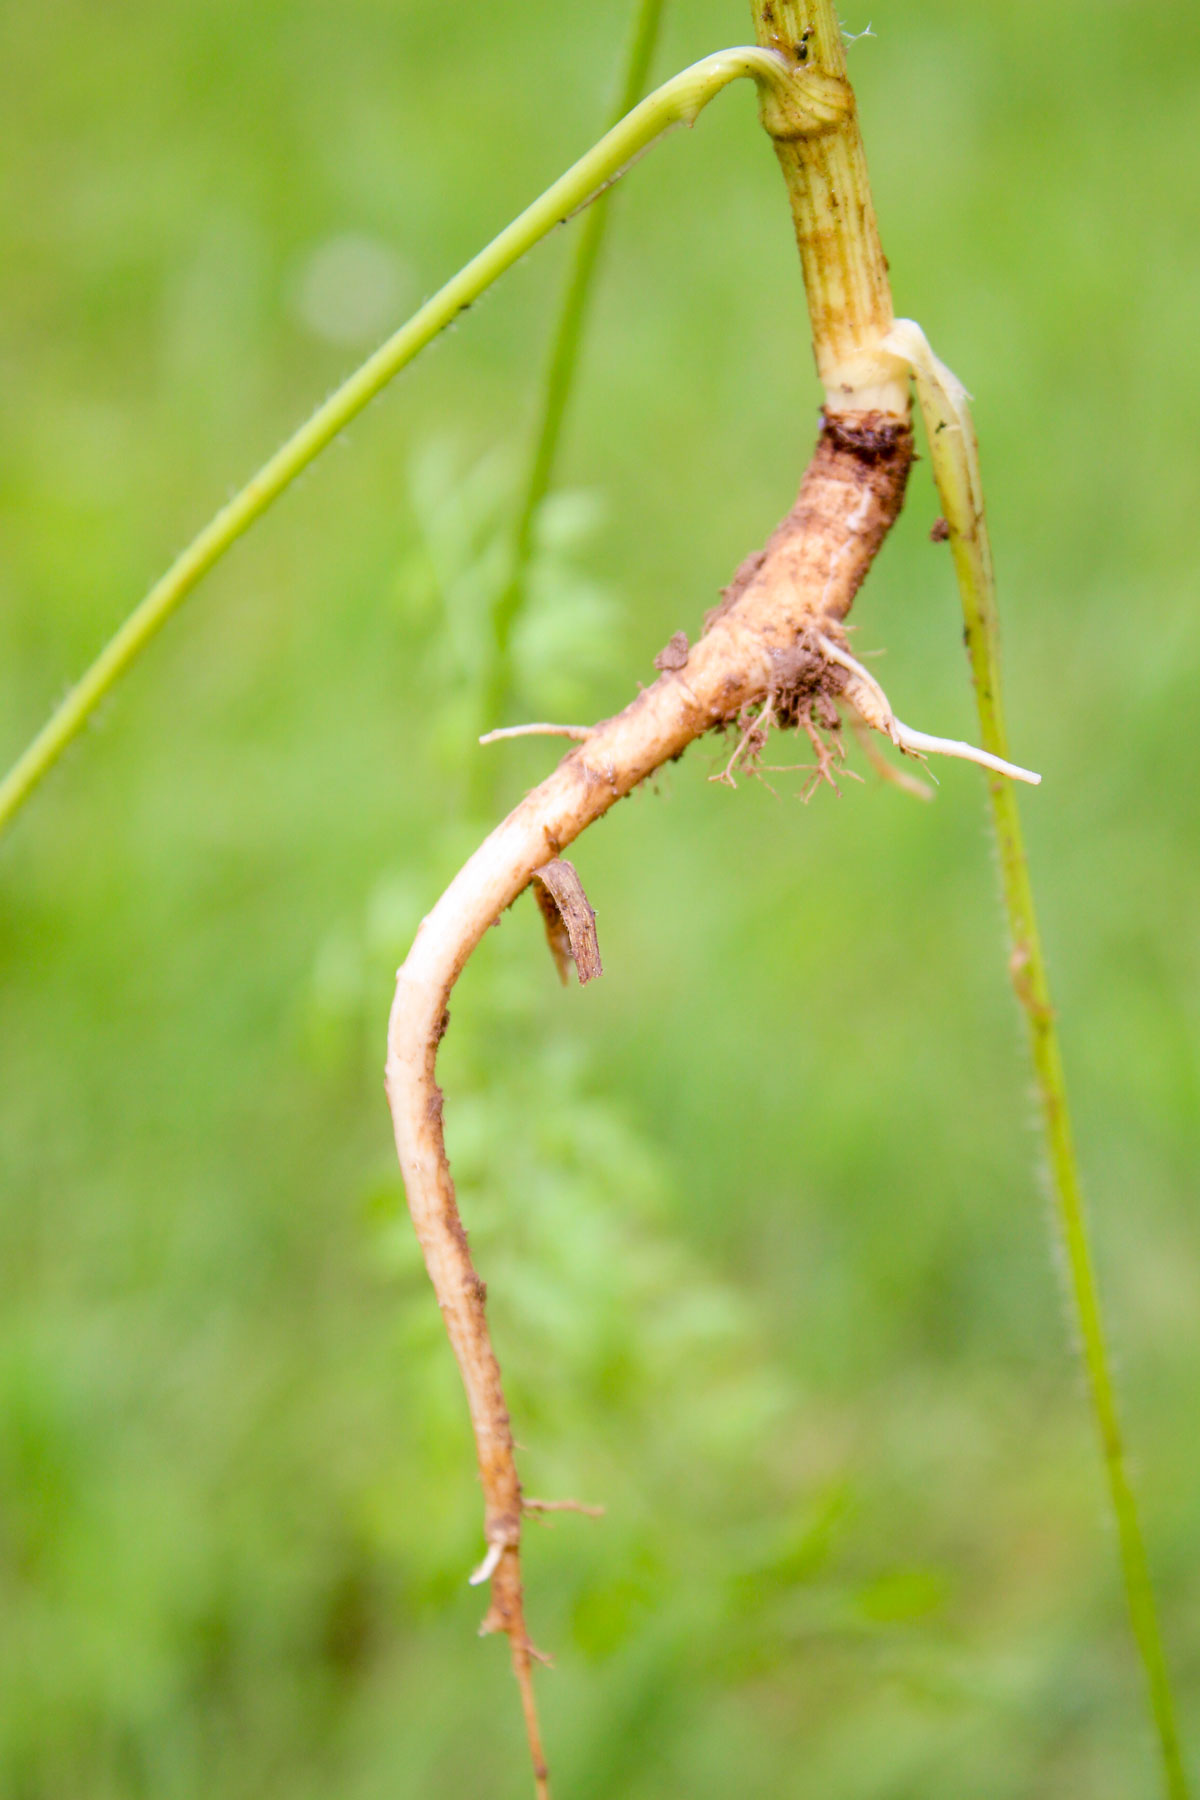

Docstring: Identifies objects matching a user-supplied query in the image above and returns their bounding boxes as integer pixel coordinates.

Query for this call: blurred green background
[3,1,1200,1794]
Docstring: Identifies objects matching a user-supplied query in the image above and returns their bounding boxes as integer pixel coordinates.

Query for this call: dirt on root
[710,629,852,794]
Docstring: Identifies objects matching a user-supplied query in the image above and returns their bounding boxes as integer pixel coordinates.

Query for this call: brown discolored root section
[383,406,912,1798]
[532,859,604,986]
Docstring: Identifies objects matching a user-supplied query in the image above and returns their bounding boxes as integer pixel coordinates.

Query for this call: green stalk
[749,0,908,413]
[0,42,787,841]
[892,320,1190,1800]
[744,0,1185,1774]
[478,0,667,746]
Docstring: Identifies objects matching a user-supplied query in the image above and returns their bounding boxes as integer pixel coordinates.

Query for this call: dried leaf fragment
[531,859,603,986]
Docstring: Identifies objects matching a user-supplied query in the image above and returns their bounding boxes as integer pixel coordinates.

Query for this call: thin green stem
[891,320,1190,1800]
[478,0,666,746]
[0,42,788,841]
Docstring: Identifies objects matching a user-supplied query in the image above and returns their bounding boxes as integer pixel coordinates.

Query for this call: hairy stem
[386,414,913,1798]
[889,319,1191,1800]
[0,43,787,841]
[478,0,667,752]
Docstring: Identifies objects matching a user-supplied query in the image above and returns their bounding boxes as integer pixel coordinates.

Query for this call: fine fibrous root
[817,632,1042,786]
[480,723,593,744]
[523,1497,607,1519]
[710,693,779,787]
[850,712,935,800]
[797,697,854,801]
[710,625,857,795]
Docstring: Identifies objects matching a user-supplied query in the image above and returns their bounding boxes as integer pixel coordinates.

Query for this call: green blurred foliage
[2,1,1200,1794]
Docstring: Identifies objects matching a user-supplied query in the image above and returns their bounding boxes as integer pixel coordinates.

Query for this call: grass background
[2,0,1200,1794]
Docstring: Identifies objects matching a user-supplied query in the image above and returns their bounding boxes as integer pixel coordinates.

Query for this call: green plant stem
[478,0,667,747]
[749,0,907,411]
[0,42,788,842]
[896,322,1190,1800]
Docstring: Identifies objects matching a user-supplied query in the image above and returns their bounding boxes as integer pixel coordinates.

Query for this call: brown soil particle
[653,631,690,673]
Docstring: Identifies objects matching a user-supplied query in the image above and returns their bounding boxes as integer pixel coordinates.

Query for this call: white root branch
[816,632,1041,785]
[469,1540,505,1587]
[480,723,593,744]
[892,721,1040,784]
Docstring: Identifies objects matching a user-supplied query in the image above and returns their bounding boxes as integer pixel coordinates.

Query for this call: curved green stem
[889,319,1191,1800]
[477,0,667,752]
[0,43,788,840]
